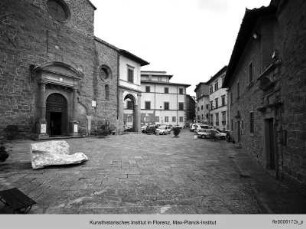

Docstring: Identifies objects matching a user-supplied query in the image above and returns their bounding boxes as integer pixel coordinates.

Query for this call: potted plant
[0,143,9,162]
[172,126,181,137]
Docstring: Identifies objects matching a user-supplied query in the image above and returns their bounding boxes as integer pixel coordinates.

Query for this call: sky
[90,0,271,96]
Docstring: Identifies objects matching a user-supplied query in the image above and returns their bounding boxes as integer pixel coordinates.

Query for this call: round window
[47,0,69,22]
[100,66,111,80]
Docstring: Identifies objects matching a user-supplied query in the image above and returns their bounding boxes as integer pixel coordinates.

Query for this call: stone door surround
[33,62,83,138]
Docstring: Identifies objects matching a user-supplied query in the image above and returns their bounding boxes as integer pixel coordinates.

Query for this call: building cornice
[141,80,190,88]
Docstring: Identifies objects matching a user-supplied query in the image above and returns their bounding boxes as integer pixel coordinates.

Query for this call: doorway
[46,93,68,136]
[49,112,62,136]
[123,94,136,132]
[265,118,276,169]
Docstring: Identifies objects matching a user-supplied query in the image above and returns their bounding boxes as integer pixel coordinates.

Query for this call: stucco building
[0,0,148,138]
[140,71,190,127]
[118,50,149,132]
[194,83,210,124]
[207,66,228,130]
[223,0,306,187]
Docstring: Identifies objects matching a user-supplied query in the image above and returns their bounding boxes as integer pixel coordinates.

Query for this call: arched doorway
[46,93,68,136]
[123,94,136,132]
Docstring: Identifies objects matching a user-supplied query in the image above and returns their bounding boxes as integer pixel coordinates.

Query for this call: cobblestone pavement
[1,130,306,214]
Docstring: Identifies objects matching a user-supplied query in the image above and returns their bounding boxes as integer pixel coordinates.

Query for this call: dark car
[144,125,156,134]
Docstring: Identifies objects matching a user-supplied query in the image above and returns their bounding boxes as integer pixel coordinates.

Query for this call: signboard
[73,124,78,133]
[41,124,46,134]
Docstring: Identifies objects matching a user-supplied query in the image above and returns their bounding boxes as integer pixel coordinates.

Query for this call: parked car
[194,124,212,134]
[197,128,227,140]
[143,125,156,134]
[190,123,197,132]
[167,124,173,130]
[196,129,211,139]
[190,123,203,132]
[141,125,148,133]
[124,125,133,132]
[209,129,227,140]
[173,124,182,129]
[155,125,171,135]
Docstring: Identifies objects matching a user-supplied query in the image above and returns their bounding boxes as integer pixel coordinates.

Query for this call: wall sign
[73,124,78,133]
[41,124,46,134]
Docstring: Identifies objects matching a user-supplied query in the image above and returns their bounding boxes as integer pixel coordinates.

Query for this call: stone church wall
[0,0,118,138]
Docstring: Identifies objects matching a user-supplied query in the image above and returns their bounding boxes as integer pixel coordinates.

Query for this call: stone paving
[0,130,306,214]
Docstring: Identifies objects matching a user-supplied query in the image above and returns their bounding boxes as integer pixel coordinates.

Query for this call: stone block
[30,140,88,169]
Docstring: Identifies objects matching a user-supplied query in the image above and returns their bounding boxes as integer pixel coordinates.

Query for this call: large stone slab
[31,140,88,169]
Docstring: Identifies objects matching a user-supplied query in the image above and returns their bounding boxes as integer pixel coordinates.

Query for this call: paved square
[0,130,305,214]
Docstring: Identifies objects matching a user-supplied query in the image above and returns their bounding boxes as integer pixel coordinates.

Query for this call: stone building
[185,94,196,125]
[140,71,190,127]
[194,82,210,124]
[207,66,228,130]
[223,0,306,186]
[0,0,148,138]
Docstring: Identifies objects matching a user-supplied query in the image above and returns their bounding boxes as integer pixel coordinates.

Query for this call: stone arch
[123,93,139,132]
[34,61,84,79]
[122,91,138,105]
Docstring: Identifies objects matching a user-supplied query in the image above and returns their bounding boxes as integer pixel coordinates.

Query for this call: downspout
[117,53,120,134]
[154,84,156,123]
[177,86,178,126]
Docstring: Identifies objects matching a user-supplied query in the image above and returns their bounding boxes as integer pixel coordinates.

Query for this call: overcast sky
[91,0,270,95]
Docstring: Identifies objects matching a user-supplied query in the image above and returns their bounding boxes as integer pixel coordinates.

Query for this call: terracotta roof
[94,37,149,66]
[86,0,97,10]
[141,71,173,80]
[141,71,167,74]
[194,82,208,93]
[119,50,149,66]
[141,80,190,88]
[223,5,276,88]
[94,37,120,51]
[206,66,228,85]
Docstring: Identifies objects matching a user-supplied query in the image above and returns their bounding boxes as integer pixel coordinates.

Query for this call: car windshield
[158,126,167,129]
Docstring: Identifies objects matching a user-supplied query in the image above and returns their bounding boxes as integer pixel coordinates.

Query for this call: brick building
[207,66,228,130]
[223,0,306,186]
[0,0,148,138]
[140,71,190,127]
[194,82,209,124]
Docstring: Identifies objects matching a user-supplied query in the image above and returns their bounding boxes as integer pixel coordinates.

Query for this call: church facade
[0,0,148,138]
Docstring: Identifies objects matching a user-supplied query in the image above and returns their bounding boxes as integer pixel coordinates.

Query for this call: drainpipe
[177,86,178,126]
[117,53,120,134]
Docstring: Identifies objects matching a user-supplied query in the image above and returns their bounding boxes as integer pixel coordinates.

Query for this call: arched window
[105,85,109,100]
